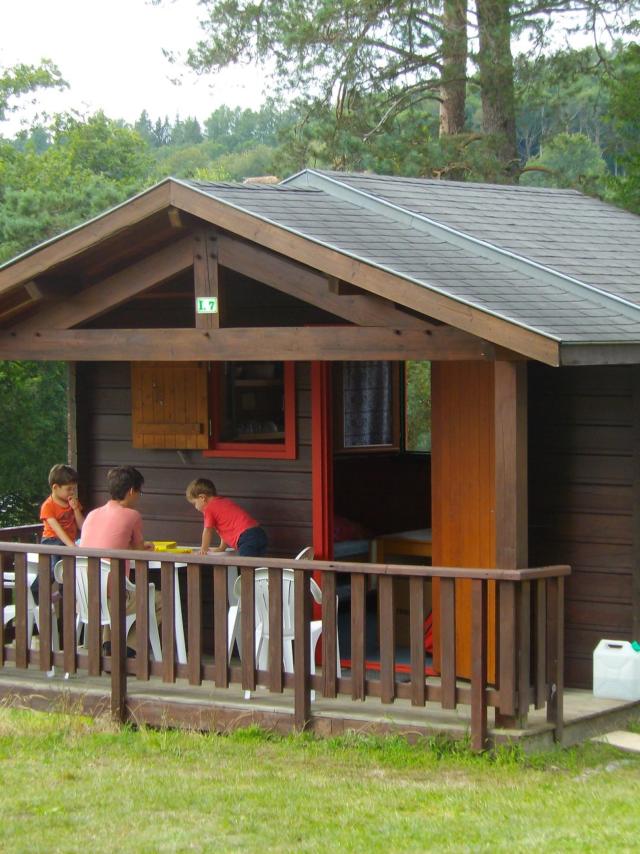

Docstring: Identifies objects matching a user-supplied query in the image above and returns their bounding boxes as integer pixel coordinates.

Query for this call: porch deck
[0,663,637,752]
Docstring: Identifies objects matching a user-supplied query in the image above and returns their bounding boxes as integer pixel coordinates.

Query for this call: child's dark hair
[107,466,144,500]
[186,478,217,500]
[48,464,78,488]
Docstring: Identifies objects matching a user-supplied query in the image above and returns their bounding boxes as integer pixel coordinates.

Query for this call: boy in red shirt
[186,478,267,557]
[40,464,85,548]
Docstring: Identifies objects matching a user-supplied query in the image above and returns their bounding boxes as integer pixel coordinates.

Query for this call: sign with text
[196,296,219,314]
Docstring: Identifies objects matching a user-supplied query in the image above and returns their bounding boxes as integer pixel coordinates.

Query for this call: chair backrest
[54,557,112,626]
[237,566,322,639]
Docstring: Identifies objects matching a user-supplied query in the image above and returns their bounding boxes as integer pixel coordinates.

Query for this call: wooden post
[494,360,528,728]
[194,229,220,329]
[293,568,311,730]
[110,558,127,723]
[547,576,565,742]
[471,579,488,751]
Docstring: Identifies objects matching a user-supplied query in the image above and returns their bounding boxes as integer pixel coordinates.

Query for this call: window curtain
[342,361,393,447]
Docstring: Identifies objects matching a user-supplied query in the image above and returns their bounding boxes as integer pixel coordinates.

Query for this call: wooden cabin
[1,170,639,747]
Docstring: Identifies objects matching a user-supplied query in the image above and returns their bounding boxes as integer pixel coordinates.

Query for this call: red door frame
[311,361,333,561]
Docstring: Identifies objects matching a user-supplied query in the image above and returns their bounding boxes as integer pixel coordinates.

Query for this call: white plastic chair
[3,563,60,654]
[231,548,342,697]
[227,547,312,663]
[54,558,162,661]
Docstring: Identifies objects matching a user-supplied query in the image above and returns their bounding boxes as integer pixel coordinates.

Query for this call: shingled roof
[2,168,640,366]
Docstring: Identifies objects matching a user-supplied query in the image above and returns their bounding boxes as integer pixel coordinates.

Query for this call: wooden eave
[0,178,561,365]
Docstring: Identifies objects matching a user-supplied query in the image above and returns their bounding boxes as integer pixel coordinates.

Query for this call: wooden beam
[193,228,219,330]
[0,325,497,362]
[218,234,433,330]
[0,182,173,295]
[172,183,560,365]
[12,237,194,332]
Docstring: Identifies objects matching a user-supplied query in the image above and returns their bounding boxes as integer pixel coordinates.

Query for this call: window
[334,361,401,453]
[334,360,431,454]
[205,361,296,459]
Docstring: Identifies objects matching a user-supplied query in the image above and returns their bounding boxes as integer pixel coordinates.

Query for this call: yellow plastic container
[152,541,177,551]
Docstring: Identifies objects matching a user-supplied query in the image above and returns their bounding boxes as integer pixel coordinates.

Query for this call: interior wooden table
[373,528,432,563]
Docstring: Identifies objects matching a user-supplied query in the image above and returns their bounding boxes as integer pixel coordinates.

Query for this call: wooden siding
[529,364,636,689]
[76,362,313,555]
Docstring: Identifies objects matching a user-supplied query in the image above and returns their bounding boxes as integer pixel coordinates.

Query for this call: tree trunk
[439,0,468,137]
[476,0,519,179]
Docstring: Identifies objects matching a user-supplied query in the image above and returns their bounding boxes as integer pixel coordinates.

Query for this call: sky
[1,0,267,134]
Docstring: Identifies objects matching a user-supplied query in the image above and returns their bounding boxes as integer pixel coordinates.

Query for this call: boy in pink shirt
[80,466,158,655]
[186,478,268,557]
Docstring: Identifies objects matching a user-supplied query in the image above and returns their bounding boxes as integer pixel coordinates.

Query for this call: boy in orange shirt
[40,464,85,548]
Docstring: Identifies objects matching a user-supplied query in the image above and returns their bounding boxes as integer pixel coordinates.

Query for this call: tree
[0,60,66,125]
[605,42,640,212]
[0,361,67,522]
[520,131,607,190]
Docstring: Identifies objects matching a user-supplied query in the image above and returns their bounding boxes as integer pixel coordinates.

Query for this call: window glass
[218,361,285,444]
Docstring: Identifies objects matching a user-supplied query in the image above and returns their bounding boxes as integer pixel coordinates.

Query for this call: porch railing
[0,537,570,750]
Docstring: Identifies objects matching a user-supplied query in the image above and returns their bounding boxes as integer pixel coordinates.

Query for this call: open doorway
[329,360,433,672]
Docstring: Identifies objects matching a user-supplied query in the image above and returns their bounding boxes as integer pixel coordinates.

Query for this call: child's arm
[211,534,229,553]
[68,495,85,530]
[199,526,221,555]
[46,517,75,548]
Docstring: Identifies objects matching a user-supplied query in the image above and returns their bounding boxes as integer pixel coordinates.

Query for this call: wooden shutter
[131,362,209,449]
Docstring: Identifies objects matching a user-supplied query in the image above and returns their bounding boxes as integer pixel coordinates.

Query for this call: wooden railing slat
[268,568,283,693]
[409,576,425,707]
[62,555,76,676]
[517,581,531,721]
[134,560,150,680]
[440,577,456,710]
[38,553,52,673]
[321,571,337,698]
[498,581,516,717]
[378,575,395,704]
[213,564,229,688]
[350,573,366,701]
[14,552,28,669]
[535,579,547,710]
[110,558,127,722]
[160,561,175,683]
[187,563,202,686]
[87,557,102,676]
[240,567,255,692]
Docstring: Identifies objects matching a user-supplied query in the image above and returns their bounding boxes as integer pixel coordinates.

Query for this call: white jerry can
[593,639,640,702]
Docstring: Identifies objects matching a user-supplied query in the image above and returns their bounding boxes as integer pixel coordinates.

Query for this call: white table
[147,557,239,666]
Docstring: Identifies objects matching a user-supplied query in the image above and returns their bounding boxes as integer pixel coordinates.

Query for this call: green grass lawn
[1,706,639,853]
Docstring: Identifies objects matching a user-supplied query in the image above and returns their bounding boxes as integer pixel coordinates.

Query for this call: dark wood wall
[76,361,314,556]
[529,363,638,689]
